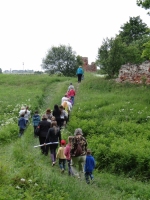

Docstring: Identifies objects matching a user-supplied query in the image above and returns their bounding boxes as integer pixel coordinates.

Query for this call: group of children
[56,131,95,184]
[18,82,95,184]
[18,106,31,137]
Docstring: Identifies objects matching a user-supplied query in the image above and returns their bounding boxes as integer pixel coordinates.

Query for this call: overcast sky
[0,0,150,71]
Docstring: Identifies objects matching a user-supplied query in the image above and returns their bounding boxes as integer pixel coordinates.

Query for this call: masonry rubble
[82,57,97,72]
[117,61,150,84]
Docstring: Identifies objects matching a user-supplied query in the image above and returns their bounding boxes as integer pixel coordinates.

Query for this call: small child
[56,140,66,173]
[18,113,26,137]
[84,149,96,184]
[32,111,41,137]
[64,136,74,176]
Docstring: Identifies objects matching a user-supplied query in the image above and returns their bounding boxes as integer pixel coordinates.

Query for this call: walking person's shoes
[61,168,64,173]
[52,162,56,166]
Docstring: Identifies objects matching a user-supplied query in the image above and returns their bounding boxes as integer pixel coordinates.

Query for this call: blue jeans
[85,172,93,184]
[59,159,66,170]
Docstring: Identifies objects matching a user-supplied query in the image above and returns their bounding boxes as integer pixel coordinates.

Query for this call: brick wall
[82,57,97,72]
[117,61,150,84]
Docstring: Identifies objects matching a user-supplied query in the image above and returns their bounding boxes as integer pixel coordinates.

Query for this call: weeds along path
[0,79,106,200]
[0,80,69,169]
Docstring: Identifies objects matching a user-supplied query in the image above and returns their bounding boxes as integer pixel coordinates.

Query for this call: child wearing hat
[56,139,66,173]
[84,149,96,184]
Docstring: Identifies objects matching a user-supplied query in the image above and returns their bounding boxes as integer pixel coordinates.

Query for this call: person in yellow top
[56,140,66,173]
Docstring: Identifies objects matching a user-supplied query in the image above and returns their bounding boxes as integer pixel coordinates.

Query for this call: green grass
[0,73,150,199]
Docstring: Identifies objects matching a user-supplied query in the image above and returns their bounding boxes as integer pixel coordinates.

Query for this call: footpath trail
[1,79,138,200]
[0,80,69,167]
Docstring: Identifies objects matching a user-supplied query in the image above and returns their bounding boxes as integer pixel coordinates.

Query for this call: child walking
[32,110,41,137]
[18,113,26,137]
[64,136,74,176]
[84,149,96,184]
[56,140,66,173]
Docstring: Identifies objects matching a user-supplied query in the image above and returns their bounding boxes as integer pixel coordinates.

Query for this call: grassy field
[0,73,150,200]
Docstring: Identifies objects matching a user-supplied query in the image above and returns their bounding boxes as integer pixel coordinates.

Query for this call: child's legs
[71,96,74,104]
[19,128,24,136]
[59,159,63,169]
[34,126,37,135]
[85,172,90,184]
[67,160,74,175]
[89,172,94,180]
[62,159,66,170]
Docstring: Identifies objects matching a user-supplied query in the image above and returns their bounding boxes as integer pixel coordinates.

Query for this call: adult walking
[45,121,61,166]
[70,128,87,178]
[52,104,61,127]
[76,66,84,83]
[38,114,51,155]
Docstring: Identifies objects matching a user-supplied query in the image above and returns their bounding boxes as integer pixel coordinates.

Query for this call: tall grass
[67,73,150,181]
[0,73,150,199]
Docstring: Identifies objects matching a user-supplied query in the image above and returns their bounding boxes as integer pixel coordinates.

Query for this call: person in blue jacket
[32,110,41,137]
[76,66,84,83]
[84,149,96,184]
[18,113,26,137]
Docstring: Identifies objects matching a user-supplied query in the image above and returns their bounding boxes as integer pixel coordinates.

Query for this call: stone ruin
[81,57,97,72]
[117,61,150,84]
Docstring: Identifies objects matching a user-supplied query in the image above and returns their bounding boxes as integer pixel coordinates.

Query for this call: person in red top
[67,88,76,105]
[64,136,74,176]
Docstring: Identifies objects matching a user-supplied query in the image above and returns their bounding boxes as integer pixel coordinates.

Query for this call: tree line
[96,16,150,78]
[41,2,150,78]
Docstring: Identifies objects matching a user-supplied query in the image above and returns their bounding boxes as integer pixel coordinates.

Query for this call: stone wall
[117,61,150,84]
[82,57,97,72]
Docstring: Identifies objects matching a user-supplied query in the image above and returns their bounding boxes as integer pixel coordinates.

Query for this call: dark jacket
[52,109,61,119]
[45,127,61,143]
[18,117,26,129]
[38,119,51,137]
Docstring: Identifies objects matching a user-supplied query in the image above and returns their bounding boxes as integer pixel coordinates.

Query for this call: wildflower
[138,111,142,114]
[28,179,32,183]
[34,183,38,186]
[20,178,25,182]
[16,185,21,189]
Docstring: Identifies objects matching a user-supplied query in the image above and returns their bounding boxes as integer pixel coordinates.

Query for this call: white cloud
[0,0,150,71]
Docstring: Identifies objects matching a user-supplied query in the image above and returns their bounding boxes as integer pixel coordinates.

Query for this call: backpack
[74,142,82,156]
[71,137,83,157]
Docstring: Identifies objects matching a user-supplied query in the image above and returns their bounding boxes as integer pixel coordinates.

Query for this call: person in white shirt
[61,94,70,104]
[24,106,31,124]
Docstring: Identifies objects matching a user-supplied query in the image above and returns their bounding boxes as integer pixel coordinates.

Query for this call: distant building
[3,70,34,74]
[81,57,97,72]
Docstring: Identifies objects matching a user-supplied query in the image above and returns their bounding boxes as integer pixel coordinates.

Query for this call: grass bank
[0,73,150,199]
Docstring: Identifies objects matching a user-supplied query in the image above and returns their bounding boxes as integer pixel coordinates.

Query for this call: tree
[141,40,150,59]
[137,0,150,14]
[123,35,150,64]
[119,16,150,45]
[0,68,2,73]
[96,37,126,78]
[41,45,82,77]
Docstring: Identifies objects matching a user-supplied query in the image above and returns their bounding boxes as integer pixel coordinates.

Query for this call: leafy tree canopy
[141,40,150,59]
[119,16,150,45]
[0,68,2,73]
[137,0,150,14]
[96,37,126,78]
[41,45,83,77]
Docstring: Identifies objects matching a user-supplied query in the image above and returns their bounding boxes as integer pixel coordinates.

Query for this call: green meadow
[0,73,150,200]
